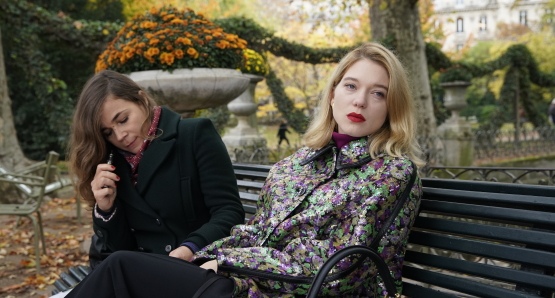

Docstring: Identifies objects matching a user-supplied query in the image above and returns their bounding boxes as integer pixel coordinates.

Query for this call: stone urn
[222,74,268,164]
[128,68,250,118]
[438,80,473,166]
[440,81,472,120]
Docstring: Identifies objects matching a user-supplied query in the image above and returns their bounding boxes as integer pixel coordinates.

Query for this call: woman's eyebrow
[343,77,389,91]
[101,110,126,130]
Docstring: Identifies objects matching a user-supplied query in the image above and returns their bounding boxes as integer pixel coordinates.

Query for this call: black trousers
[66,251,234,298]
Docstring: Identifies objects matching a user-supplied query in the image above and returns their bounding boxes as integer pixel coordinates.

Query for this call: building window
[456,44,464,51]
[456,0,464,5]
[479,16,487,31]
[519,10,527,26]
[457,18,464,32]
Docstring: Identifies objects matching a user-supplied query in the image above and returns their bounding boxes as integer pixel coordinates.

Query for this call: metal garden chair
[0,151,59,272]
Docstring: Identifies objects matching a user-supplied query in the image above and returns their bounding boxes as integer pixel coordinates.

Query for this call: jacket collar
[300,137,376,169]
[135,106,179,195]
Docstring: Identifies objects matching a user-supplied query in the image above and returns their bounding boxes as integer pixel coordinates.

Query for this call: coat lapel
[136,106,179,195]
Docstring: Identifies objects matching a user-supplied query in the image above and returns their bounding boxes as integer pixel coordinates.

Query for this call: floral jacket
[194,138,422,297]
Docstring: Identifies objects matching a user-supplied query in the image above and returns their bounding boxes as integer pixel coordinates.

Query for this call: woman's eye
[345,84,356,90]
[375,92,386,98]
[103,131,112,138]
[120,117,128,124]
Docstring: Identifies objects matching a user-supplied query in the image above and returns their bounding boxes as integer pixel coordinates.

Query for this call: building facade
[434,0,548,51]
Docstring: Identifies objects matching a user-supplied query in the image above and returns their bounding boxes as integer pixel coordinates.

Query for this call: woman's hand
[169,246,194,261]
[200,260,218,273]
[91,164,120,211]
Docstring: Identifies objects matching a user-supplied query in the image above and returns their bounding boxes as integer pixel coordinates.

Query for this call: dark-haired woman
[67,70,244,263]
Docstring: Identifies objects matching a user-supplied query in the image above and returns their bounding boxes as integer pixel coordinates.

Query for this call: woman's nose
[353,95,367,108]
[114,129,126,141]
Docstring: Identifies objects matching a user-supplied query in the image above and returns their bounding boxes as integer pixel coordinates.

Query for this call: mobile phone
[102,150,114,189]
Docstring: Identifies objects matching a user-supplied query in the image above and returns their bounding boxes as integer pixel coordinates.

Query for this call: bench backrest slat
[405,251,555,291]
[402,283,460,298]
[409,231,555,268]
[402,266,538,298]
[414,217,555,248]
[420,200,555,225]
[425,187,555,208]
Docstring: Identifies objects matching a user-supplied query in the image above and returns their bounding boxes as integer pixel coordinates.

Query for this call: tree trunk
[369,0,437,139]
[0,27,29,170]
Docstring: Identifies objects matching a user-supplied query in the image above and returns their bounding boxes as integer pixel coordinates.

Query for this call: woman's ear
[138,90,148,103]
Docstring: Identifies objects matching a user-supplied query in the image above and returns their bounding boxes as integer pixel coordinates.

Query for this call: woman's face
[100,96,149,154]
[331,59,389,137]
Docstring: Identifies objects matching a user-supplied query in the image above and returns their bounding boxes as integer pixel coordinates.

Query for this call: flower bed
[95,6,247,73]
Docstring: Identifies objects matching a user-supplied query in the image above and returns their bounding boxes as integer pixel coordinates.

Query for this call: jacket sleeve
[181,118,245,249]
[196,159,421,296]
[92,199,137,252]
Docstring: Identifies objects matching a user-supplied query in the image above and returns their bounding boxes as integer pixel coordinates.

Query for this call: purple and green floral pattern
[194,138,422,298]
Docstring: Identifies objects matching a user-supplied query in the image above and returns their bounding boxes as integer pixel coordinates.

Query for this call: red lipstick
[347,113,366,123]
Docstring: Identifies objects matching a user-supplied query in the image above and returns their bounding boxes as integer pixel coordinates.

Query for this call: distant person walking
[549,98,555,125]
[277,119,290,147]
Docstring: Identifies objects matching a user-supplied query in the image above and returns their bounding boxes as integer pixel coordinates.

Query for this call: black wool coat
[93,106,244,254]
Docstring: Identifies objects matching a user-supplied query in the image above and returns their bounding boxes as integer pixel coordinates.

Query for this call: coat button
[138,247,144,252]
[156,219,161,226]
[165,245,172,252]
[96,230,103,238]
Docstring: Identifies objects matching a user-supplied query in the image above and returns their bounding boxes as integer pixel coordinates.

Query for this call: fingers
[92,164,120,191]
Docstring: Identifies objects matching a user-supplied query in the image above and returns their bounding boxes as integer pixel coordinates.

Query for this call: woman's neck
[332,132,362,149]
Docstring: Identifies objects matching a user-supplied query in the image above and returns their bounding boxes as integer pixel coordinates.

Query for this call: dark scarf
[124,106,162,186]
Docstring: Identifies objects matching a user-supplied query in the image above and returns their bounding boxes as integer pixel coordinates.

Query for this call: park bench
[52,163,555,298]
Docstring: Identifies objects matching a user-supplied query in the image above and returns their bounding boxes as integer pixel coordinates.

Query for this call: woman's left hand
[169,246,194,261]
[200,260,218,273]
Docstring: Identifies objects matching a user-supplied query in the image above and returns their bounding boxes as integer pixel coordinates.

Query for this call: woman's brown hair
[67,70,156,207]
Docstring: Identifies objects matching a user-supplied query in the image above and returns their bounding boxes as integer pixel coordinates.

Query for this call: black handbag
[219,162,417,298]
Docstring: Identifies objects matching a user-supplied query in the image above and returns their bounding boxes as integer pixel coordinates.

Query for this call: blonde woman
[65,42,423,298]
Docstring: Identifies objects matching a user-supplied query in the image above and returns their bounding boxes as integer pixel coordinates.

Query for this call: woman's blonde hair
[67,70,157,207]
[303,42,424,167]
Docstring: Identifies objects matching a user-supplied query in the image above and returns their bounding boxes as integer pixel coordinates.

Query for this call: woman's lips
[347,113,366,123]
[126,138,136,148]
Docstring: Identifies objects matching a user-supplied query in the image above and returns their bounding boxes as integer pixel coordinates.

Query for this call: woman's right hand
[91,164,120,211]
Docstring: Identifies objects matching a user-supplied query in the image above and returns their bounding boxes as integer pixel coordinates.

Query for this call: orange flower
[136,49,143,55]
[149,38,160,45]
[166,45,173,51]
[160,52,175,65]
[174,49,184,59]
[176,37,192,45]
[170,19,184,25]
[144,33,154,39]
[187,47,199,59]
[126,31,135,38]
[205,35,213,41]
[147,47,160,56]
[150,7,158,15]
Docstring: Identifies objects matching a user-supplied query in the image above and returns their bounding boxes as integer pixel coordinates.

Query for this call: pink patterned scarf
[124,106,162,186]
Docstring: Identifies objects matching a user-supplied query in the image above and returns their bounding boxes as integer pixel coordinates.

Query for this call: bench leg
[27,215,41,273]
[37,211,46,254]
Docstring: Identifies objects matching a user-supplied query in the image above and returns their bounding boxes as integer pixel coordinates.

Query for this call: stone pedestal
[128,68,250,118]
[438,81,474,166]
[222,74,268,164]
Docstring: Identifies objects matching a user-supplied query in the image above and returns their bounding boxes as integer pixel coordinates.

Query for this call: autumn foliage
[95,5,248,73]
[0,197,92,297]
